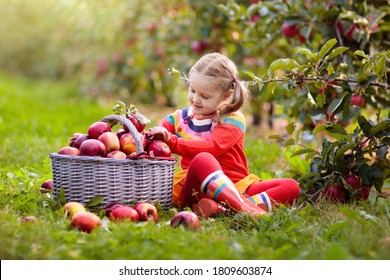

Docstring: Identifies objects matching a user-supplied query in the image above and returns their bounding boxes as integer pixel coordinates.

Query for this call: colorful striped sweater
[161,106,250,183]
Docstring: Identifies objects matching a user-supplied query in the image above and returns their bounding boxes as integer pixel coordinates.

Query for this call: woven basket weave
[50,114,176,211]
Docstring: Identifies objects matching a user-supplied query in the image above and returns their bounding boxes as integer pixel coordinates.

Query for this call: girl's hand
[148,126,171,143]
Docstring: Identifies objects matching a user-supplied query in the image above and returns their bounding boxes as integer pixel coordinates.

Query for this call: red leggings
[182,152,300,207]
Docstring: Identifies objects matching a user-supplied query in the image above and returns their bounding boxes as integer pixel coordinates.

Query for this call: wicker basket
[50,114,176,211]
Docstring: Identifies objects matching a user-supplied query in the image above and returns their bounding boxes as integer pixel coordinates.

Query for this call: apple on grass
[62,201,86,219]
[133,202,158,222]
[170,211,201,231]
[71,211,100,233]
[146,140,171,158]
[58,146,80,156]
[40,179,53,192]
[109,206,139,222]
[79,139,106,157]
[98,131,120,152]
[88,121,111,139]
[104,203,124,217]
[20,215,38,223]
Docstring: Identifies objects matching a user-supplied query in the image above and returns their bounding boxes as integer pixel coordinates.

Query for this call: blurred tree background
[0,0,389,199]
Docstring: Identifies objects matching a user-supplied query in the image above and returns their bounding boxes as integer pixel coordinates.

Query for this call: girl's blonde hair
[189,52,249,122]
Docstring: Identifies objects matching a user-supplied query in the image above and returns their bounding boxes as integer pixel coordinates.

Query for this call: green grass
[1,73,389,260]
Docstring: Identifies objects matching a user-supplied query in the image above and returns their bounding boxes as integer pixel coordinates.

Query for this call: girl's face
[188,72,230,117]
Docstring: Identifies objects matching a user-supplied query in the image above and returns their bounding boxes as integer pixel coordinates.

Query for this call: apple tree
[212,0,389,201]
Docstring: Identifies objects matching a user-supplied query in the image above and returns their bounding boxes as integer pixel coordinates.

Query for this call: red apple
[71,211,100,233]
[115,128,127,140]
[87,121,111,139]
[98,131,120,152]
[79,139,106,157]
[106,150,127,159]
[58,146,80,156]
[104,203,124,217]
[120,133,137,155]
[344,174,361,190]
[133,202,158,222]
[281,23,299,38]
[40,179,53,192]
[126,112,149,133]
[109,206,139,222]
[325,183,348,202]
[191,40,208,54]
[62,201,86,219]
[356,186,371,200]
[72,134,89,149]
[350,95,365,108]
[147,140,171,157]
[170,211,201,231]
[20,215,38,223]
[69,133,82,147]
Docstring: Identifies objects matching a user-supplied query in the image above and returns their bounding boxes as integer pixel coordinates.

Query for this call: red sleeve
[167,124,244,157]
[161,117,175,134]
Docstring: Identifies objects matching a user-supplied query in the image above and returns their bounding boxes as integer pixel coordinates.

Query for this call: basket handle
[101,114,144,154]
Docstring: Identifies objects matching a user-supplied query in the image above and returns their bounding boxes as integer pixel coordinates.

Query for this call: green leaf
[328,98,343,114]
[269,135,284,141]
[354,50,367,58]
[371,120,390,137]
[268,58,299,76]
[244,71,264,91]
[86,196,105,207]
[285,122,296,135]
[291,148,316,157]
[283,138,296,147]
[319,38,337,61]
[374,55,386,77]
[296,48,315,61]
[358,115,373,137]
[335,143,356,160]
[325,47,349,61]
[315,93,326,108]
[313,123,327,134]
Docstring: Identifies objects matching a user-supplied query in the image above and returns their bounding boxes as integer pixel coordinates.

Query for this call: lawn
[0,72,389,260]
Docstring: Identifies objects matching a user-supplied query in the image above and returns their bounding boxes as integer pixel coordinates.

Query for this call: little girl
[149,52,300,218]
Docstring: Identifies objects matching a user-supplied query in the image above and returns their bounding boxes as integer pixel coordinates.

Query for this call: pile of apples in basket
[57,102,172,159]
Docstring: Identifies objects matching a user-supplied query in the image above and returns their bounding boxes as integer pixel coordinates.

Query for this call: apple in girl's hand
[98,132,120,152]
[72,134,90,149]
[79,139,106,157]
[62,201,86,219]
[88,121,111,139]
[133,202,158,222]
[71,211,100,233]
[58,146,80,156]
[170,211,201,231]
[106,150,127,159]
[109,206,139,222]
[147,140,171,157]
